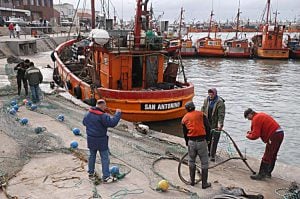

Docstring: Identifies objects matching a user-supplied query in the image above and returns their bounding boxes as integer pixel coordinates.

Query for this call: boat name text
[141,101,182,111]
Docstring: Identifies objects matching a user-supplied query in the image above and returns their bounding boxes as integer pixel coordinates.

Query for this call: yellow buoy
[157,180,169,192]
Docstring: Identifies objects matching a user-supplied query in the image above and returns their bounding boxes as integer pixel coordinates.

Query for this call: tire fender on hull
[74,86,82,99]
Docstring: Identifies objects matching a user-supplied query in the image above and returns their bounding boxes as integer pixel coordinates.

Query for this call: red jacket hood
[89,107,104,115]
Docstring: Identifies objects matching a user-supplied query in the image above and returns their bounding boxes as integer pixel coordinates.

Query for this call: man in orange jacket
[244,108,284,180]
[182,101,211,188]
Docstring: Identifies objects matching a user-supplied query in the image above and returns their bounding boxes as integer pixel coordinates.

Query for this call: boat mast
[274,10,279,26]
[208,10,214,38]
[266,0,271,24]
[134,0,143,48]
[178,7,183,40]
[91,0,95,28]
[236,0,241,38]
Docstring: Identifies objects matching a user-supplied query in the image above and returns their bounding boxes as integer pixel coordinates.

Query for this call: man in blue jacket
[83,99,121,183]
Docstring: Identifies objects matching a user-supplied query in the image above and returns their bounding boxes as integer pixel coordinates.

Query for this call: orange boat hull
[54,40,194,122]
[198,47,224,57]
[257,48,289,59]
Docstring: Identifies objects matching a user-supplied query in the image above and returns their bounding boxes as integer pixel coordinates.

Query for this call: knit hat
[208,88,217,95]
[97,99,106,105]
[244,108,254,118]
[185,101,195,112]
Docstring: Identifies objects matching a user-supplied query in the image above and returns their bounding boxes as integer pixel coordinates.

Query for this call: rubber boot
[201,169,211,189]
[266,161,275,178]
[189,166,196,186]
[250,161,269,180]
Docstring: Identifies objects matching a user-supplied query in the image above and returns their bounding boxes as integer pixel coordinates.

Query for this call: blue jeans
[30,85,40,103]
[88,149,110,179]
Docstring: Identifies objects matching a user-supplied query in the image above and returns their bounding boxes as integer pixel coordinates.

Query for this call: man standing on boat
[244,108,284,180]
[83,99,121,183]
[25,62,43,103]
[182,101,211,189]
[201,88,225,162]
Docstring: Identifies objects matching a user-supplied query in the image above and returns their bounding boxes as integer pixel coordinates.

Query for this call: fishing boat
[286,34,300,59]
[167,38,197,57]
[224,0,252,58]
[52,0,194,122]
[251,0,289,59]
[195,10,224,57]
[165,8,197,57]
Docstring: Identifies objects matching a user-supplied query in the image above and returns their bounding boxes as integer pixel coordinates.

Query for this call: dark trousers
[29,84,40,103]
[262,131,284,165]
[208,130,221,158]
[17,75,28,96]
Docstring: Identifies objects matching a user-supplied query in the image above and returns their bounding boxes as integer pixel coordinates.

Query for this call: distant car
[60,20,73,27]
[29,20,42,27]
[5,18,29,27]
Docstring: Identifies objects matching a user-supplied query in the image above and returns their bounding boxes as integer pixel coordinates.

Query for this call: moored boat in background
[195,10,224,57]
[251,0,289,59]
[224,0,252,58]
[286,34,300,59]
[52,0,194,122]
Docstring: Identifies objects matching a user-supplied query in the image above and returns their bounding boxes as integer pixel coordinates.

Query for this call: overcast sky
[53,0,300,22]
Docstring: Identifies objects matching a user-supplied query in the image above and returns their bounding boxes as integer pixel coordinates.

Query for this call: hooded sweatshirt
[83,107,121,151]
[201,88,225,129]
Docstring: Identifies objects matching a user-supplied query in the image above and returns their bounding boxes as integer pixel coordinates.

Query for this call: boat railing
[107,34,164,51]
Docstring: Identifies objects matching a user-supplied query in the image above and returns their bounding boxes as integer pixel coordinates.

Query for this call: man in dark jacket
[24,62,43,103]
[201,88,225,162]
[182,101,211,189]
[83,99,121,182]
[244,108,284,180]
[14,59,30,96]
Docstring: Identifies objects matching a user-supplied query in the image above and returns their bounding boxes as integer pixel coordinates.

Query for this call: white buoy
[89,29,110,45]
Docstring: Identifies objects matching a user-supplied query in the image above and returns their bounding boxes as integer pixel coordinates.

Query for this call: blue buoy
[9,108,17,115]
[70,141,78,149]
[30,104,38,111]
[10,100,17,106]
[26,101,32,107]
[57,114,65,122]
[20,118,29,125]
[13,104,19,111]
[110,166,120,176]
[72,128,81,136]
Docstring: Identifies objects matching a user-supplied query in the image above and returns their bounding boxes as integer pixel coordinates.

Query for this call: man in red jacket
[8,22,15,38]
[244,108,284,180]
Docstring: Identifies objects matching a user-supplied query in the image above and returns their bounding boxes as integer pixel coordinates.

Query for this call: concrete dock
[0,33,299,199]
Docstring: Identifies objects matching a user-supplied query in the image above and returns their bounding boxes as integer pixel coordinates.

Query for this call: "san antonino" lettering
[142,101,182,111]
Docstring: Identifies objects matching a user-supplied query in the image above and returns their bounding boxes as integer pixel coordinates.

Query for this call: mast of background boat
[266,0,270,24]
[208,10,214,38]
[91,0,95,28]
[134,0,143,48]
[274,10,279,47]
[236,0,241,38]
[178,7,187,83]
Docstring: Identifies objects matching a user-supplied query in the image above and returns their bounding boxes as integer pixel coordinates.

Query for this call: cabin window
[132,57,143,88]
[145,56,158,88]
[236,44,241,48]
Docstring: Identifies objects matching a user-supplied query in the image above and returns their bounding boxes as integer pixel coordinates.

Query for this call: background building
[0,0,55,22]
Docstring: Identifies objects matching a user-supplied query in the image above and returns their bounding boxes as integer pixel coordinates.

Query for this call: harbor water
[147,57,300,166]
